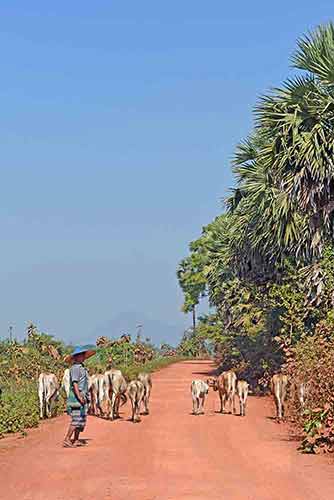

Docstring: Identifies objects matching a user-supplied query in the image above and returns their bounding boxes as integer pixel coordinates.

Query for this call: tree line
[177,23,334,453]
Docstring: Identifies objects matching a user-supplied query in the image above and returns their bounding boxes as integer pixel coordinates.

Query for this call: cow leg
[115,395,121,418]
[46,398,51,418]
[146,387,151,414]
[135,400,141,422]
[39,386,44,419]
[199,395,205,414]
[143,389,150,415]
[219,391,223,413]
[276,397,282,421]
[222,393,227,414]
[110,392,116,420]
[115,395,120,418]
[232,392,236,415]
[48,390,58,418]
[198,395,203,414]
[131,398,136,422]
[192,394,197,414]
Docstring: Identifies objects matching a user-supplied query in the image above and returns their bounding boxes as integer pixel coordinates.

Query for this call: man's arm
[73,382,85,405]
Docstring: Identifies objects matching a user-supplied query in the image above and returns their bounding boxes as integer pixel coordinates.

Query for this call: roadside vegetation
[0,323,182,438]
[177,23,334,453]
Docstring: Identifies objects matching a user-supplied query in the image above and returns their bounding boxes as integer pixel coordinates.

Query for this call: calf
[105,369,127,420]
[38,373,59,419]
[191,380,209,415]
[271,373,288,421]
[127,380,145,423]
[137,373,152,415]
[208,370,237,414]
[237,380,249,417]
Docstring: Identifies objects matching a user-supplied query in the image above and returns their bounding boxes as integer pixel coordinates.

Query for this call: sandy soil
[0,360,333,500]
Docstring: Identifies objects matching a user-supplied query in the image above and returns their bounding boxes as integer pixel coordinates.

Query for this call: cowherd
[237,380,249,417]
[127,380,145,423]
[191,380,209,415]
[137,372,152,415]
[38,373,59,419]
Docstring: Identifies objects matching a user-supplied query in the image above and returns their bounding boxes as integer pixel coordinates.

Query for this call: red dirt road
[1,360,334,500]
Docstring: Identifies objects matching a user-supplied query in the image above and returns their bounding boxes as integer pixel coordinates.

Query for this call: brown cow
[208,370,237,414]
[271,373,288,421]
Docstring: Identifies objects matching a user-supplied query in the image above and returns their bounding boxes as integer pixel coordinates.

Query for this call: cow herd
[38,368,152,424]
[191,371,249,417]
[191,371,306,421]
[37,365,307,425]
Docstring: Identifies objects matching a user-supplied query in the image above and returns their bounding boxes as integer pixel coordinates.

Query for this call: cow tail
[120,393,127,407]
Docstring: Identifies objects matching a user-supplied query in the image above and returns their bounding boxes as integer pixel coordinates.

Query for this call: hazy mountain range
[89,311,188,347]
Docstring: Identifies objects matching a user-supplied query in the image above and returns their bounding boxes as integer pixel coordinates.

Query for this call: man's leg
[73,427,81,444]
[64,424,76,446]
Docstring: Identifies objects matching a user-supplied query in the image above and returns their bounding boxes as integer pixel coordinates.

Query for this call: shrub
[286,321,334,453]
[0,382,39,436]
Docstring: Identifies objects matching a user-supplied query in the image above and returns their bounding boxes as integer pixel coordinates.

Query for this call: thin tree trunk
[192,306,196,332]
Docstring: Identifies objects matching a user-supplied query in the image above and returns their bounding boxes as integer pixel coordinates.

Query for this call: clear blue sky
[0,2,332,345]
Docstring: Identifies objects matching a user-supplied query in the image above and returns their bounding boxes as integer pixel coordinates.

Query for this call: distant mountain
[90,311,185,347]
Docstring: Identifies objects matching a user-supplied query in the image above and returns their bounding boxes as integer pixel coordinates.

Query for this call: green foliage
[176,24,334,441]
[0,382,39,436]
[0,325,69,437]
[0,326,181,438]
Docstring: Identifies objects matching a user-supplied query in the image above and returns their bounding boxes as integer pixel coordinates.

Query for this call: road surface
[0,360,333,500]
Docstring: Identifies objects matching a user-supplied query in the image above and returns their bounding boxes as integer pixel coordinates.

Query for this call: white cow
[237,380,249,417]
[105,369,127,420]
[191,380,209,415]
[61,368,70,398]
[290,380,308,411]
[38,373,59,419]
[89,374,108,416]
[127,380,145,423]
[137,373,152,415]
[271,373,288,421]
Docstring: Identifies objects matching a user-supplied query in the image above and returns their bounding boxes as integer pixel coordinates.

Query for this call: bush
[0,382,39,436]
[286,321,334,453]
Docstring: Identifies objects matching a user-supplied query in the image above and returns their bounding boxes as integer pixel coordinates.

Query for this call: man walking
[63,345,96,448]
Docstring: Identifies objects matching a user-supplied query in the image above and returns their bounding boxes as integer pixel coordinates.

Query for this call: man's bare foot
[63,441,76,448]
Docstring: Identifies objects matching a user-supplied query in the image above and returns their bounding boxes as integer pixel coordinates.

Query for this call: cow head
[207,378,218,391]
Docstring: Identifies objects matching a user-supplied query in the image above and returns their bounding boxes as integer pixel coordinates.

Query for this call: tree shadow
[192,370,217,376]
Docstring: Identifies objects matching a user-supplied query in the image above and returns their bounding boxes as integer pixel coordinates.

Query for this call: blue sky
[0,2,333,345]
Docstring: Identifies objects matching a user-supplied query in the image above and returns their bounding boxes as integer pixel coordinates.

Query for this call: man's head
[72,352,85,364]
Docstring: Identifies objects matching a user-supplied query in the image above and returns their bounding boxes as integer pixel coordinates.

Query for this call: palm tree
[223,23,334,268]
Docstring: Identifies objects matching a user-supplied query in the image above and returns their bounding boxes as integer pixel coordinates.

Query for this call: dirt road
[1,360,333,500]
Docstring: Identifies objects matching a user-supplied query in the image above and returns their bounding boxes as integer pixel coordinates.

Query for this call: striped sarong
[68,405,87,430]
